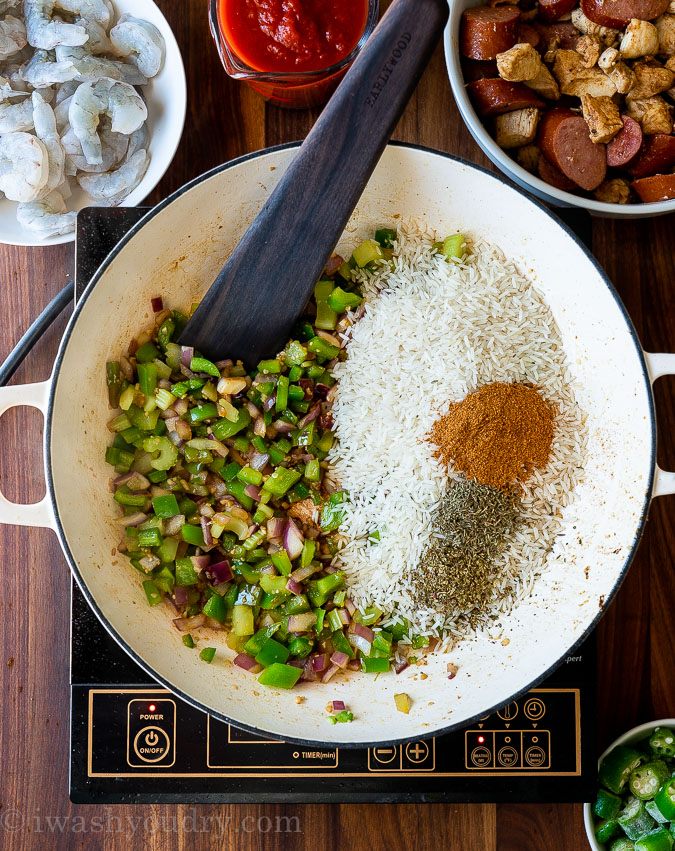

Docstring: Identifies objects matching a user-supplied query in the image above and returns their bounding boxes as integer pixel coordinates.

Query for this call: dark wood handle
[180,0,449,366]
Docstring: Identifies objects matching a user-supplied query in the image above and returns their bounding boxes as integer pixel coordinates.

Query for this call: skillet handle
[0,380,54,528]
[645,352,675,498]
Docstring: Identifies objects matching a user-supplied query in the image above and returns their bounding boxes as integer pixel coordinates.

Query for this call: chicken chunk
[655,14,675,56]
[625,93,674,133]
[553,49,618,96]
[576,34,603,67]
[630,60,675,98]
[516,144,541,172]
[599,47,637,93]
[619,19,659,60]
[494,107,540,148]
[571,8,620,45]
[580,93,623,142]
[496,42,542,81]
[544,36,560,64]
[594,178,632,203]
[525,63,561,99]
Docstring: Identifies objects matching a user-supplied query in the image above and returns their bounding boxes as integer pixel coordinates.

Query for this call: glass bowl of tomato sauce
[209,0,379,109]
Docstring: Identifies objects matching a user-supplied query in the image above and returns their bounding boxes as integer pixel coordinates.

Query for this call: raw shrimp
[32,89,64,193]
[0,93,34,131]
[24,0,88,50]
[16,188,76,235]
[55,79,79,103]
[54,44,122,81]
[0,73,26,101]
[0,14,27,58]
[53,91,70,129]
[61,118,127,172]
[111,60,147,86]
[55,0,111,27]
[0,130,49,201]
[124,121,147,160]
[74,16,111,55]
[77,147,148,204]
[68,76,145,164]
[21,48,78,87]
[109,14,164,78]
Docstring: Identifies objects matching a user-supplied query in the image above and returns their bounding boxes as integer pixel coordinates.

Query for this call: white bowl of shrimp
[0,0,186,246]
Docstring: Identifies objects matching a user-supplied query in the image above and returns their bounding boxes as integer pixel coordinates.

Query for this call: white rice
[326,220,588,641]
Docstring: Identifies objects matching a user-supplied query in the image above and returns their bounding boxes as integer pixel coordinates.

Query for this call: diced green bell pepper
[152,493,180,518]
[202,593,228,623]
[306,573,344,607]
[175,557,199,586]
[232,604,255,636]
[142,579,162,606]
[255,637,290,667]
[199,647,216,663]
[257,662,302,689]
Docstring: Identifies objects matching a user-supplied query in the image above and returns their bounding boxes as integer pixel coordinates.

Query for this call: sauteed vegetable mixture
[105,231,423,691]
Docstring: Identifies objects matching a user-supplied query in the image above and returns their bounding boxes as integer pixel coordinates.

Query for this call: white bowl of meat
[445,0,675,216]
[0,0,186,246]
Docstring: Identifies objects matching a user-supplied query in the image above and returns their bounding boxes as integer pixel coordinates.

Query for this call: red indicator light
[149,704,156,712]
[478,736,485,743]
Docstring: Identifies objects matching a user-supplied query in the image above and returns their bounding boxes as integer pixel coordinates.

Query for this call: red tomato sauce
[219,0,370,73]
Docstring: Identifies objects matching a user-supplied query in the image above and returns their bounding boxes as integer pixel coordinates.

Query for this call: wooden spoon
[179,0,449,367]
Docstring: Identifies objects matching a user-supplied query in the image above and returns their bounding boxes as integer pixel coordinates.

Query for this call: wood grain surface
[0,2,672,849]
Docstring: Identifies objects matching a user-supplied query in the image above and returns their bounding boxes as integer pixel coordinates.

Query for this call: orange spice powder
[428,382,554,491]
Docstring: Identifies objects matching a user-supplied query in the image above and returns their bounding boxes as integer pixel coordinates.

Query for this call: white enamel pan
[1,143,673,747]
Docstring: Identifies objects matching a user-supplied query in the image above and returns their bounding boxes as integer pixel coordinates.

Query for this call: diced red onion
[286,612,317,632]
[173,398,188,416]
[344,598,356,616]
[267,517,286,539]
[163,514,185,536]
[297,405,321,428]
[244,484,262,501]
[337,608,350,626]
[272,419,295,433]
[248,451,269,471]
[283,519,304,560]
[302,657,319,682]
[394,658,409,675]
[298,378,314,398]
[311,653,330,672]
[165,416,179,433]
[113,471,136,487]
[332,700,346,711]
[319,412,334,430]
[233,653,261,673]
[127,338,139,356]
[321,664,339,683]
[253,416,266,438]
[200,516,213,547]
[206,435,229,457]
[287,659,305,669]
[173,586,189,606]
[347,659,361,671]
[168,430,184,448]
[259,563,277,575]
[158,380,172,393]
[172,612,205,631]
[190,554,211,572]
[286,577,303,595]
[179,365,196,379]
[351,622,375,643]
[206,560,233,585]
[199,502,214,517]
[262,395,276,411]
[324,565,338,574]
[330,651,350,669]
[215,359,232,370]
[447,663,458,680]
[290,564,318,583]
[139,554,160,572]
[180,346,194,367]
[347,633,372,655]
[246,401,261,418]
[120,355,134,381]
[151,296,164,312]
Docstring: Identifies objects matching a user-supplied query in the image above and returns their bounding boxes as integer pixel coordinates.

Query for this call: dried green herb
[414,480,521,615]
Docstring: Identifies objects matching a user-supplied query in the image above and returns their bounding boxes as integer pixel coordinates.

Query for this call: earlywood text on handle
[365,32,411,106]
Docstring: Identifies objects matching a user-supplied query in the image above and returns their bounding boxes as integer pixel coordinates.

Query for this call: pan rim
[46,140,656,747]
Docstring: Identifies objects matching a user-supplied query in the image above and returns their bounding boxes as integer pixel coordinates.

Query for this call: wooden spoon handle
[181,0,449,365]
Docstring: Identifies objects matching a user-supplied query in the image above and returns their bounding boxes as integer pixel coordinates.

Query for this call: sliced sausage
[461,5,521,60]
[631,173,675,201]
[580,0,669,29]
[533,21,581,51]
[462,58,499,82]
[627,134,675,178]
[537,0,578,23]
[606,116,643,167]
[466,78,546,116]
[538,107,607,190]
[517,22,541,48]
[538,152,578,190]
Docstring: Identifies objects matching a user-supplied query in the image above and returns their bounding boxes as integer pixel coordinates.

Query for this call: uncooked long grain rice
[326,221,587,642]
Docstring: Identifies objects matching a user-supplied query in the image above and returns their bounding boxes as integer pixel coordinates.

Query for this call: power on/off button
[127,698,176,767]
